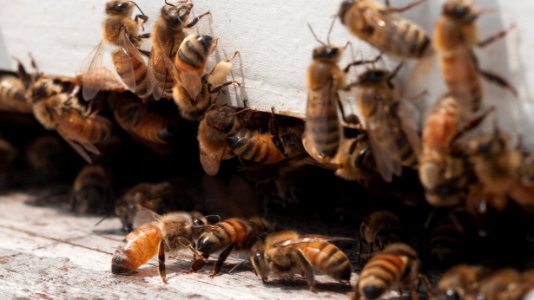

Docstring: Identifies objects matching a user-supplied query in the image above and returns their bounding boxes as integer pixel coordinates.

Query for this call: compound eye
[193,218,205,226]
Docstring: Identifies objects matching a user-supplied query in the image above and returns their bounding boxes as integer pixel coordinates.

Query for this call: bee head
[162,1,193,26]
[114,201,135,233]
[337,0,355,25]
[106,1,134,16]
[30,78,61,103]
[443,0,476,23]
[249,242,269,281]
[357,70,388,85]
[312,46,343,63]
[205,105,238,134]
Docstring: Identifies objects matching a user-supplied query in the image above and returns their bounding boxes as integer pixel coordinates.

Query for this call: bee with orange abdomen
[227,108,306,164]
[359,210,404,254]
[172,34,240,121]
[250,230,352,292]
[114,181,172,232]
[434,0,516,112]
[338,0,431,59]
[0,60,34,114]
[197,104,245,176]
[30,77,112,163]
[187,217,273,277]
[110,93,177,145]
[353,64,422,183]
[150,0,210,100]
[354,243,430,300]
[432,264,485,300]
[419,94,491,207]
[83,0,154,100]
[465,128,533,215]
[71,165,113,214]
[475,269,521,300]
[112,208,207,283]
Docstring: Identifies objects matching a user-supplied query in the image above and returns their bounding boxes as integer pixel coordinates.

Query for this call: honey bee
[0,138,17,173]
[465,128,524,214]
[338,0,431,59]
[419,94,491,206]
[172,34,240,121]
[150,0,210,100]
[26,135,71,180]
[475,269,521,300]
[197,104,245,176]
[434,0,517,112]
[250,230,352,291]
[114,181,172,232]
[112,207,207,283]
[71,165,113,214]
[83,0,154,100]
[353,64,422,182]
[227,108,306,164]
[432,264,485,300]
[359,210,404,254]
[187,217,273,277]
[110,93,177,145]
[354,243,430,300]
[0,59,35,114]
[30,76,113,163]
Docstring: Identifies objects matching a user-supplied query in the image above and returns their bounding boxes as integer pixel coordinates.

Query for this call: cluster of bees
[0,0,533,299]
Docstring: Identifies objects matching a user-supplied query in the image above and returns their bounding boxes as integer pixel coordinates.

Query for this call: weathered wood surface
[0,191,359,299]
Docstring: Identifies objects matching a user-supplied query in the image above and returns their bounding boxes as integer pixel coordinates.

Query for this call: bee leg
[382,0,426,14]
[188,253,209,273]
[478,70,518,96]
[185,11,211,28]
[158,240,168,283]
[343,54,383,73]
[210,244,235,277]
[418,273,432,298]
[268,107,286,156]
[477,24,516,48]
[209,80,240,94]
[138,33,151,39]
[139,49,151,58]
[295,249,316,292]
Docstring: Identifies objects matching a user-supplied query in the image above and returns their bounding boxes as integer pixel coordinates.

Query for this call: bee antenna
[307,23,325,46]
[387,62,404,82]
[165,0,176,7]
[94,214,111,226]
[326,16,337,45]
[129,1,147,17]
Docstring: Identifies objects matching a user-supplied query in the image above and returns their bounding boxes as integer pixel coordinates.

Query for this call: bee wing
[177,71,203,100]
[273,235,354,248]
[134,205,162,228]
[199,146,227,176]
[365,101,402,182]
[396,100,422,160]
[149,37,178,100]
[81,41,114,101]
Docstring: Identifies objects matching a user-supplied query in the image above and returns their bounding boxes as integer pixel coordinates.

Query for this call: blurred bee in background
[26,135,73,180]
[197,104,246,176]
[110,92,177,146]
[0,138,17,175]
[338,0,432,59]
[354,243,430,300]
[83,0,154,100]
[465,129,523,214]
[30,71,113,163]
[359,210,404,255]
[227,108,306,165]
[434,0,517,112]
[0,58,35,114]
[351,62,422,183]
[172,34,240,121]
[432,264,485,300]
[71,165,113,214]
[112,207,207,283]
[419,94,491,207]
[250,231,352,292]
[475,269,522,300]
[114,181,172,232]
[188,217,273,277]
[150,0,210,100]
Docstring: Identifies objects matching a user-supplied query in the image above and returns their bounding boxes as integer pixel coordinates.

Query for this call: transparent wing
[365,101,402,182]
[273,235,354,248]
[81,41,110,101]
[199,146,224,176]
[134,205,162,228]
[149,37,178,100]
[397,100,423,160]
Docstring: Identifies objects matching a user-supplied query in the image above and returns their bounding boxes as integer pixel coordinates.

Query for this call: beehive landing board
[0,190,378,300]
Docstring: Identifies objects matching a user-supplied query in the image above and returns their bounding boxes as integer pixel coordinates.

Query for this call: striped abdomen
[439,48,481,111]
[227,130,286,164]
[367,10,430,58]
[114,99,174,144]
[430,219,466,264]
[389,116,418,168]
[112,50,152,99]
[175,35,212,72]
[59,111,112,144]
[0,76,31,113]
[196,218,251,255]
[112,223,162,274]
[304,89,340,159]
[298,241,351,281]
